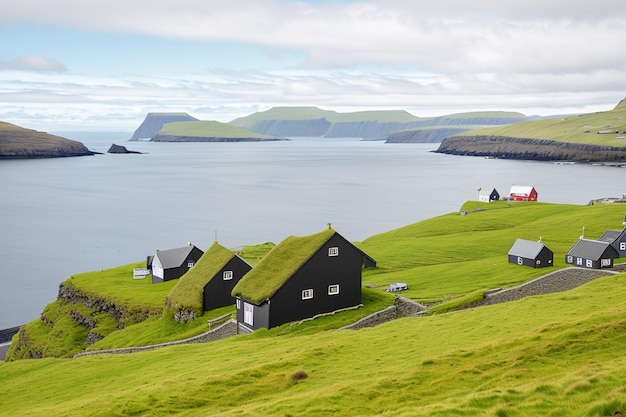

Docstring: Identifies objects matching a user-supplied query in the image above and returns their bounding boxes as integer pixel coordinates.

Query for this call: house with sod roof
[598,228,626,258]
[151,243,204,284]
[166,242,252,318]
[231,226,376,333]
[565,238,619,269]
[508,185,538,202]
[507,238,553,268]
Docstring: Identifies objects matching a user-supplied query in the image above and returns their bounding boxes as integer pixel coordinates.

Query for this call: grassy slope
[157,120,272,138]
[0,121,90,154]
[457,101,626,146]
[3,202,626,416]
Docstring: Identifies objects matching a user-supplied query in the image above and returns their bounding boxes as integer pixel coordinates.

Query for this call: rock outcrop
[436,135,626,162]
[107,143,142,154]
[386,128,470,143]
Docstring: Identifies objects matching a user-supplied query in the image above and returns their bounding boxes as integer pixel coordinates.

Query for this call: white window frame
[620,242,626,251]
[567,255,573,263]
[187,261,195,268]
[243,302,254,326]
[517,257,523,265]
[585,259,593,268]
[328,247,339,257]
[236,299,241,309]
[328,284,340,295]
[302,289,314,300]
[576,257,583,266]
[223,270,233,281]
[601,258,612,267]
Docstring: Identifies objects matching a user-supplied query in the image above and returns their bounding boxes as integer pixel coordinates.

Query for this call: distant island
[129,107,529,143]
[0,121,95,159]
[435,98,626,163]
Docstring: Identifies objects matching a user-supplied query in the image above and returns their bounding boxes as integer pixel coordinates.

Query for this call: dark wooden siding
[235,297,270,331]
[162,246,205,282]
[508,247,553,268]
[267,233,363,329]
[203,257,251,311]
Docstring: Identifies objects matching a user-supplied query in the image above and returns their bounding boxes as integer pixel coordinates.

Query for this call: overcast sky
[1,0,625,131]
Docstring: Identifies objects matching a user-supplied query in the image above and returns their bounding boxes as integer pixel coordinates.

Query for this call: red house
[508,185,538,202]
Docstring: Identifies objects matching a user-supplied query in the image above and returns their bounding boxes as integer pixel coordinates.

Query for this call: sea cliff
[435,135,626,162]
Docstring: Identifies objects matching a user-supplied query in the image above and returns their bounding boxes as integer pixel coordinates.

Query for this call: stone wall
[341,296,426,330]
[483,267,616,306]
[74,319,237,358]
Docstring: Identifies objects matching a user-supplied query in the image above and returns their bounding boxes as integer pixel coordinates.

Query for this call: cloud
[0,54,66,72]
[1,0,625,130]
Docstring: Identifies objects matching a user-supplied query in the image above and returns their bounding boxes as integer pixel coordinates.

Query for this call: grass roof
[232,228,336,303]
[167,242,237,313]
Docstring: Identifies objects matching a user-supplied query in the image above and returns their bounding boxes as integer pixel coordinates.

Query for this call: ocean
[1,133,625,329]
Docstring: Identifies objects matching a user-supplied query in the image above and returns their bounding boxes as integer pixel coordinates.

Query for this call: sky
[1,0,625,132]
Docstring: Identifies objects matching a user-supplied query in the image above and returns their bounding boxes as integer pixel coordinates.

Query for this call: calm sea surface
[1,133,626,329]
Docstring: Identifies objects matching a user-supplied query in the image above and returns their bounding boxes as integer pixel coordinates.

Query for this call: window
[621,242,626,251]
[328,284,340,295]
[517,257,523,265]
[302,289,313,300]
[601,258,612,267]
[567,255,573,263]
[187,261,195,268]
[244,303,254,326]
[328,247,339,257]
[576,257,583,266]
[586,259,593,268]
[236,299,241,309]
[223,270,233,280]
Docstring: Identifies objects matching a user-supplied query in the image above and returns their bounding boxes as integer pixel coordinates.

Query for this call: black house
[489,188,500,202]
[507,238,553,268]
[598,228,626,258]
[231,227,376,333]
[151,243,204,284]
[565,238,619,269]
[167,242,252,313]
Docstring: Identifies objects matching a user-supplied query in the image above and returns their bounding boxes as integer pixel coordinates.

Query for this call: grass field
[3,201,626,416]
[157,120,272,138]
[458,100,626,146]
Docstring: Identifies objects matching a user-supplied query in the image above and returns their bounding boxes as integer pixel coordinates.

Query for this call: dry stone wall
[483,267,617,306]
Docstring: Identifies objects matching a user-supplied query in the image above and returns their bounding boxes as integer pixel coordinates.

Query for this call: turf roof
[231,228,336,304]
[167,242,238,312]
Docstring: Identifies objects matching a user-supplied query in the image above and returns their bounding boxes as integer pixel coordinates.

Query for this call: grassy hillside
[457,99,626,146]
[0,121,94,158]
[3,202,626,416]
[152,120,273,139]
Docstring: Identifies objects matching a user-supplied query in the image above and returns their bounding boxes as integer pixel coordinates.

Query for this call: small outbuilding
[598,228,626,258]
[231,226,376,333]
[151,243,204,284]
[565,238,619,269]
[167,242,252,313]
[479,188,500,203]
[507,238,554,268]
[508,185,538,202]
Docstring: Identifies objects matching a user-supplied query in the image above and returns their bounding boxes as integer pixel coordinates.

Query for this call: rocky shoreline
[435,135,626,163]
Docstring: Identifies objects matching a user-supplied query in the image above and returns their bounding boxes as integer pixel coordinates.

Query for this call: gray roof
[567,239,617,259]
[598,229,621,243]
[508,239,548,258]
[154,245,200,269]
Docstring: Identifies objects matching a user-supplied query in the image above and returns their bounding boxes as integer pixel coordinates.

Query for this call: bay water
[1,133,625,329]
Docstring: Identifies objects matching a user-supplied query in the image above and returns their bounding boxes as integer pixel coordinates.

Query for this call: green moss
[232,228,335,303]
[167,242,240,314]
